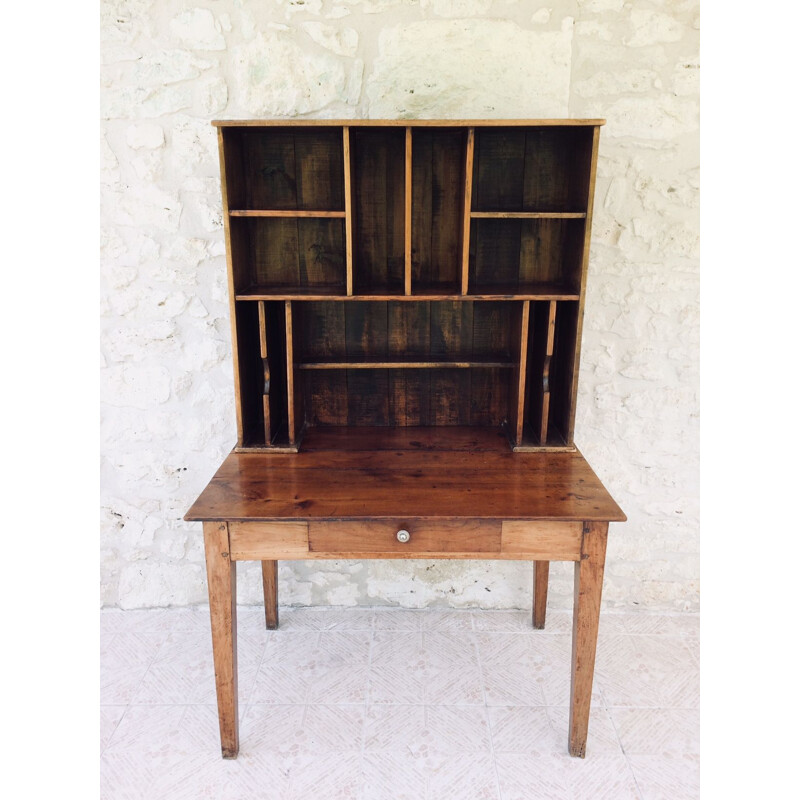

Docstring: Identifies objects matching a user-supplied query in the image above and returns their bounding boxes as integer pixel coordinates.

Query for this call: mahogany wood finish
[190,119,624,761]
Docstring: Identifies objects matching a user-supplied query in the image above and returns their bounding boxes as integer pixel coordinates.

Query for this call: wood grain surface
[186,427,625,522]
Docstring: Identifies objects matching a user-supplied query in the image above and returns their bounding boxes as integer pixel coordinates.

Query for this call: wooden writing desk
[186,118,626,759]
[185,427,625,758]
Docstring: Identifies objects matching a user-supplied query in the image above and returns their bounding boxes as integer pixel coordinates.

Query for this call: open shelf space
[230,217,346,294]
[291,300,520,364]
[221,126,345,212]
[301,368,514,428]
[472,126,594,213]
[468,217,585,295]
[349,127,407,295]
[411,128,468,294]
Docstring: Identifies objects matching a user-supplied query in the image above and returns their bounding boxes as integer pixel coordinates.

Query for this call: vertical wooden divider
[461,128,475,295]
[404,127,412,296]
[343,127,354,296]
[566,126,601,442]
[217,128,244,446]
[513,300,531,445]
[257,301,272,445]
[285,300,297,444]
[539,300,558,444]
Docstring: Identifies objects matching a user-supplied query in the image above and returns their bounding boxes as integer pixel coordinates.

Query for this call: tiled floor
[100,607,699,799]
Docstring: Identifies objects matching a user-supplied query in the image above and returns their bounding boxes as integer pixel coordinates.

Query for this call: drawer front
[308,520,501,557]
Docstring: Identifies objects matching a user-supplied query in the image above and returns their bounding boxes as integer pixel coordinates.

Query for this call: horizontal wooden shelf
[297,360,515,370]
[236,284,580,302]
[470,211,586,219]
[213,119,606,128]
[229,210,346,218]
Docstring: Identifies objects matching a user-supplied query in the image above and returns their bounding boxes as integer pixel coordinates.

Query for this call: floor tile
[100,705,127,754]
[488,706,556,756]
[99,607,701,800]
[279,607,376,631]
[132,629,264,706]
[286,752,362,799]
[100,632,166,704]
[482,663,548,706]
[262,630,372,670]
[610,707,700,756]
[547,706,622,755]
[472,610,534,632]
[496,753,639,800]
[242,704,364,758]
[628,753,700,799]
[362,753,499,800]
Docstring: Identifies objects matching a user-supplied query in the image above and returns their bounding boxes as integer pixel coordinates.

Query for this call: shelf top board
[212,118,606,128]
[185,427,625,523]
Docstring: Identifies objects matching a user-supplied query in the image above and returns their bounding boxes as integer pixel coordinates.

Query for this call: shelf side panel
[566,126,602,442]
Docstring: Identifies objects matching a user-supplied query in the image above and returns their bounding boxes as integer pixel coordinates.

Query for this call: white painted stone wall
[100,0,699,612]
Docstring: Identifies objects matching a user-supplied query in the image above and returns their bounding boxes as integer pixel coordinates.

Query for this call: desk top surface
[185,428,625,523]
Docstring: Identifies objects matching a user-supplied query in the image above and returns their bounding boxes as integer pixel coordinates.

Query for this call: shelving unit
[215,119,603,453]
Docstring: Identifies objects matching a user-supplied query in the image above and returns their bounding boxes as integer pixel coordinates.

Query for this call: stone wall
[100,0,699,611]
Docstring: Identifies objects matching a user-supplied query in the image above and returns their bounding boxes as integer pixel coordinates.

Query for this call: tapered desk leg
[203,522,239,759]
[533,561,549,629]
[569,522,608,758]
[261,560,279,629]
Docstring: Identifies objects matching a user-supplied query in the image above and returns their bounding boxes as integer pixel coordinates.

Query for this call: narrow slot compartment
[349,128,406,294]
[222,126,345,211]
[472,126,593,213]
[519,300,579,447]
[411,128,467,294]
[547,300,580,445]
[235,300,289,448]
[231,216,346,294]
[468,217,584,296]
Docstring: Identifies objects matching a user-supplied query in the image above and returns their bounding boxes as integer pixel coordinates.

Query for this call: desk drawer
[308,520,501,557]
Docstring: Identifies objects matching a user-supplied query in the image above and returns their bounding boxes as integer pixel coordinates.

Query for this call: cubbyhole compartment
[349,128,406,295]
[411,128,468,294]
[230,217,346,294]
[235,301,290,448]
[468,218,584,296]
[292,300,518,366]
[471,127,593,213]
[520,300,579,447]
[222,127,345,211]
[301,367,513,428]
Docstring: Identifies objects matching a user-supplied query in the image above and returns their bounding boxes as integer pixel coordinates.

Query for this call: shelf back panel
[223,127,345,211]
[472,127,594,213]
[302,367,512,428]
[350,128,406,293]
[293,300,518,363]
[411,128,467,293]
[233,217,346,292]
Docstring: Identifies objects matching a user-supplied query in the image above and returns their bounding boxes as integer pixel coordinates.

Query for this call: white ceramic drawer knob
[396,529,410,543]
